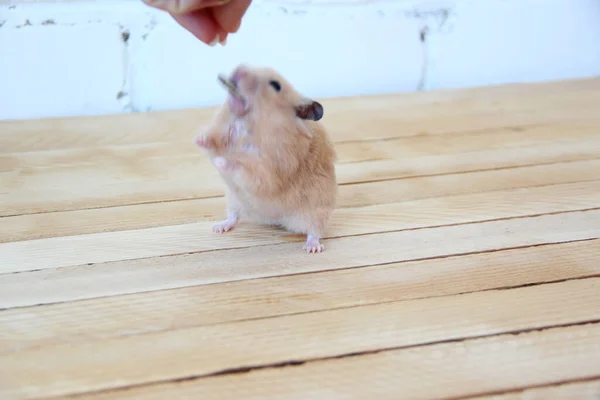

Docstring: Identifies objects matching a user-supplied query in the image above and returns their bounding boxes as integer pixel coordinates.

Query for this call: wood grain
[1,210,598,308]
[3,78,600,399]
[2,77,599,153]
[69,323,600,400]
[1,278,599,399]
[2,158,599,243]
[1,239,597,355]
[473,379,600,399]
[3,180,599,274]
[2,135,599,217]
[2,77,600,218]
[3,121,594,172]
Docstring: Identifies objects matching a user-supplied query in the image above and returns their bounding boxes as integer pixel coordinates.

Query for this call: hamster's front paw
[213,156,238,173]
[194,135,216,149]
[303,235,324,254]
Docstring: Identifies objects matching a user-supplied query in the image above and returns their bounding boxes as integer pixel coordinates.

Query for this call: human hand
[142,0,252,45]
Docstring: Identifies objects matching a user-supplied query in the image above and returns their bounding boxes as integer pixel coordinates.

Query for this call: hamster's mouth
[217,74,249,117]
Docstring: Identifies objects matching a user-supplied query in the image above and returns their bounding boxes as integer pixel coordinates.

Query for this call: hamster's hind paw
[303,235,324,253]
[213,216,238,233]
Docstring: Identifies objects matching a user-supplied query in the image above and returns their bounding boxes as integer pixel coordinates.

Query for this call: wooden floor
[1,78,600,400]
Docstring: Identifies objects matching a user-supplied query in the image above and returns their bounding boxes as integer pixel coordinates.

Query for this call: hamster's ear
[295,100,324,121]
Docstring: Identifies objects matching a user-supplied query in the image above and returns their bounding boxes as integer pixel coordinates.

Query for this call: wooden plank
[1,210,598,308]
[0,239,597,354]
[3,180,599,274]
[68,323,600,400]
[2,132,600,216]
[473,379,600,399]
[336,139,600,185]
[2,159,599,243]
[1,77,599,153]
[2,120,595,172]
[333,123,598,163]
[1,278,599,399]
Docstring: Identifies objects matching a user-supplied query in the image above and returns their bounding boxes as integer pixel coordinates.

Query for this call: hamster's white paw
[303,235,324,253]
[213,156,238,173]
[213,156,228,170]
[213,215,239,233]
[195,135,214,149]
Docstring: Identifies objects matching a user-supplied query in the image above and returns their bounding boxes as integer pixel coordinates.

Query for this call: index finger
[212,0,252,34]
[171,9,225,44]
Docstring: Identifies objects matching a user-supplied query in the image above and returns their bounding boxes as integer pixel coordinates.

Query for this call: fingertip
[171,10,219,45]
[231,18,242,33]
[212,0,252,34]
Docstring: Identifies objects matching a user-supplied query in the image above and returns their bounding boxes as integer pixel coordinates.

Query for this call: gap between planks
[2,120,597,172]
[1,77,599,154]
[2,109,600,216]
[1,210,599,308]
[0,239,597,354]
[463,378,600,400]
[1,278,599,399]
[2,135,600,217]
[59,323,600,400]
[2,158,600,243]
[2,180,600,274]
[3,78,592,400]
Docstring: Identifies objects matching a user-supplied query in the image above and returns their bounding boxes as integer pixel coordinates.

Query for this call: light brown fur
[195,64,337,253]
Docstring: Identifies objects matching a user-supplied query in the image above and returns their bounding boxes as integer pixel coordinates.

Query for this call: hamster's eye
[269,80,282,92]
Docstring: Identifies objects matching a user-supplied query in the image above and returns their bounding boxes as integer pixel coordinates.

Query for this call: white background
[1,0,599,121]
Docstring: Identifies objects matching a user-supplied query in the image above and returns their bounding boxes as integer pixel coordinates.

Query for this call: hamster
[194,64,337,253]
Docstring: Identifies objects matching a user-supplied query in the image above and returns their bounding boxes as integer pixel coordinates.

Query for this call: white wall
[1,0,599,121]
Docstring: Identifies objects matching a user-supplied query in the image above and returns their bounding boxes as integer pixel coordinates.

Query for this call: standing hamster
[195,64,337,253]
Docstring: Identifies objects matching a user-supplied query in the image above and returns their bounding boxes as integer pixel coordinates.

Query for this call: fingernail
[208,35,219,47]
[219,36,227,46]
